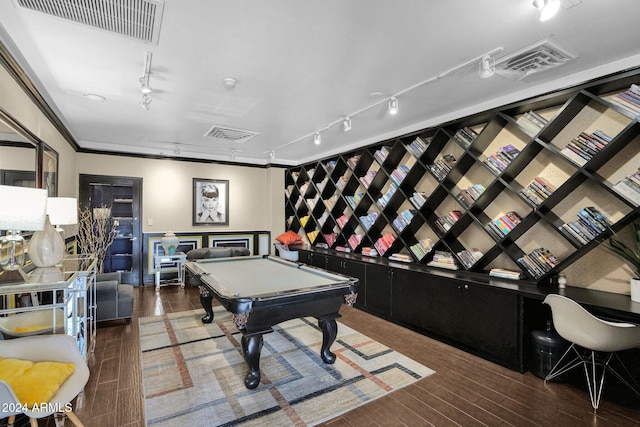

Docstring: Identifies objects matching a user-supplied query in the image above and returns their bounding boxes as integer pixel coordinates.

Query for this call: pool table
[184,255,359,389]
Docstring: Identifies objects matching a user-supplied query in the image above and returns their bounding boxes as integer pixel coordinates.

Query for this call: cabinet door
[298,250,314,265]
[391,271,462,339]
[365,263,392,318]
[326,255,367,309]
[462,284,520,369]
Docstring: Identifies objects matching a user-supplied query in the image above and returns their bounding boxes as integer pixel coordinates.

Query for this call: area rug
[139,307,435,426]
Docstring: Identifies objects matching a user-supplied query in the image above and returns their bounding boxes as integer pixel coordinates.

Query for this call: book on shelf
[374,233,396,256]
[392,209,416,233]
[435,210,462,233]
[559,130,611,166]
[410,238,433,260]
[377,183,397,209]
[406,136,431,158]
[608,84,640,116]
[359,170,377,188]
[306,230,319,243]
[613,167,640,205]
[348,234,363,250]
[409,191,427,209]
[519,177,555,206]
[347,155,360,169]
[483,145,520,175]
[457,248,483,269]
[299,215,310,227]
[323,233,337,247]
[453,127,478,148]
[489,268,523,280]
[390,165,410,186]
[361,247,378,256]
[486,211,522,238]
[518,247,558,279]
[374,146,391,164]
[335,246,351,253]
[336,214,350,229]
[359,211,378,231]
[306,168,315,179]
[428,154,457,181]
[516,110,548,136]
[389,253,412,262]
[325,160,337,174]
[427,251,458,270]
[560,206,611,244]
[456,184,485,209]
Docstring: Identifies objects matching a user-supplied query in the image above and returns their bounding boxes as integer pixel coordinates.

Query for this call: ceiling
[1,0,639,167]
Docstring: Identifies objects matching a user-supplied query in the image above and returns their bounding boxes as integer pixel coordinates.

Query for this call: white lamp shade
[47,197,78,226]
[0,185,47,231]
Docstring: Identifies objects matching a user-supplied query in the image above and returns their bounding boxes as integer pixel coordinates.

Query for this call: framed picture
[40,143,58,197]
[193,178,229,225]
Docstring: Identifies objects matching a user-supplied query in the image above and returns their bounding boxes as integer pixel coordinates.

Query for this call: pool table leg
[199,286,214,324]
[318,318,338,364]
[241,334,263,389]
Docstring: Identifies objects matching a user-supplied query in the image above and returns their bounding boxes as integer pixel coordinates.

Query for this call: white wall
[76,153,285,237]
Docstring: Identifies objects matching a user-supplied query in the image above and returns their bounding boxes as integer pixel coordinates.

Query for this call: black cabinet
[325,254,367,309]
[79,174,142,285]
[362,263,392,319]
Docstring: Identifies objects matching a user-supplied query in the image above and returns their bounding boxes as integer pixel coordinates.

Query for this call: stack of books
[435,210,462,233]
[348,234,363,250]
[374,233,395,256]
[306,168,315,179]
[359,212,378,231]
[359,170,377,188]
[560,206,611,244]
[347,155,360,169]
[428,154,457,181]
[518,248,558,279]
[453,127,478,148]
[306,194,319,210]
[457,248,483,269]
[516,110,548,135]
[286,215,294,227]
[325,160,337,174]
[374,146,391,164]
[483,145,520,175]
[299,215,310,227]
[389,253,412,262]
[335,175,348,191]
[427,251,458,270]
[324,194,338,210]
[316,176,328,192]
[410,238,433,260]
[361,247,377,256]
[285,184,294,197]
[485,211,522,240]
[608,84,640,116]
[406,136,430,158]
[519,177,556,206]
[335,246,351,253]
[336,214,350,229]
[377,183,397,209]
[409,191,428,209]
[456,184,486,209]
[489,268,523,280]
[392,209,416,233]
[294,195,303,209]
[299,182,309,194]
[306,230,319,243]
[317,211,329,227]
[346,192,364,209]
[560,130,611,166]
[390,165,410,186]
[613,167,640,205]
[323,233,337,247]
[291,171,300,182]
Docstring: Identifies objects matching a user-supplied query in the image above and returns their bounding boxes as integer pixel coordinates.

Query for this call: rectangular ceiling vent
[494,37,578,80]
[13,0,164,45]
[204,126,259,144]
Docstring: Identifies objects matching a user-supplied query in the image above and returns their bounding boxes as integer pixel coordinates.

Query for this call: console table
[154,252,186,291]
[0,255,97,359]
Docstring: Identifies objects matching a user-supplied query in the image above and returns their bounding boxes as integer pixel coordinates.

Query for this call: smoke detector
[223,77,237,89]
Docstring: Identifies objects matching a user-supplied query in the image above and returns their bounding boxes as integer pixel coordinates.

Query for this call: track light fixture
[479,55,495,78]
[140,94,152,110]
[139,51,153,109]
[343,117,352,132]
[533,0,561,21]
[388,97,399,115]
[313,132,322,145]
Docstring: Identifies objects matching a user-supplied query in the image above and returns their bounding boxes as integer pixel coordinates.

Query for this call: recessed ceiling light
[84,94,105,102]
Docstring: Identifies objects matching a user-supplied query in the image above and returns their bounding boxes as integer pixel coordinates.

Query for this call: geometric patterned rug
[139,307,435,426]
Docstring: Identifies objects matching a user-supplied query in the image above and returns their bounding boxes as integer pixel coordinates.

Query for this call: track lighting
[139,51,153,109]
[388,97,398,115]
[313,132,322,145]
[140,94,151,110]
[533,0,561,21]
[479,55,495,78]
[139,74,152,94]
[343,117,352,132]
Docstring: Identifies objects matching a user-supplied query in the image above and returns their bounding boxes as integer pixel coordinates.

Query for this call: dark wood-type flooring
[29,285,640,426]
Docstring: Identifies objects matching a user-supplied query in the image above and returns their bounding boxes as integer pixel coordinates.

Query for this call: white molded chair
[543,294,640,411]
[0,334,89,427]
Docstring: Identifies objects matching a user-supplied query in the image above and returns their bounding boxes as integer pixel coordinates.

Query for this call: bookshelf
[284,69,640,285]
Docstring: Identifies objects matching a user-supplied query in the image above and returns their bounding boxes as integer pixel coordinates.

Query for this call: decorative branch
[77,206,118,273]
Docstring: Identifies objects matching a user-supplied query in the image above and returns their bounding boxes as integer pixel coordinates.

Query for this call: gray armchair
[95,272,134,323]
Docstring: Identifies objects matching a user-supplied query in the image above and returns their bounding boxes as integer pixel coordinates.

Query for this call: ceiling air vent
[13,0,164,45]
[494,37,578,80]
[204,126,259,144]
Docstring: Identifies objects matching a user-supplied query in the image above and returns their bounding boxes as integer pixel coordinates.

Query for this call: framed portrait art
[40,143,58,197]
[193,178,229,225]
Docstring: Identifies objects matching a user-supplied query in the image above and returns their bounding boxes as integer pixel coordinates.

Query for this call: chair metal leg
[582,351,611,411]
[545,343,583,382]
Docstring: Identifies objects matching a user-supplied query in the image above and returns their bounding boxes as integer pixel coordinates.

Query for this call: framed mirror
[0,108,39,188]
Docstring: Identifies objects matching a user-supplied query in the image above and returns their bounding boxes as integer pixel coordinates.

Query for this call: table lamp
[28,197,78,268]
[0,185,48,283]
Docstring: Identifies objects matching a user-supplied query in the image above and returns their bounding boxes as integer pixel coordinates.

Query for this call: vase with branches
[77,206,118,273]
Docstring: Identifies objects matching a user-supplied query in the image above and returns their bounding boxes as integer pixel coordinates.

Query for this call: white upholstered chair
[543,294,640,411]
[0,334,89,426]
